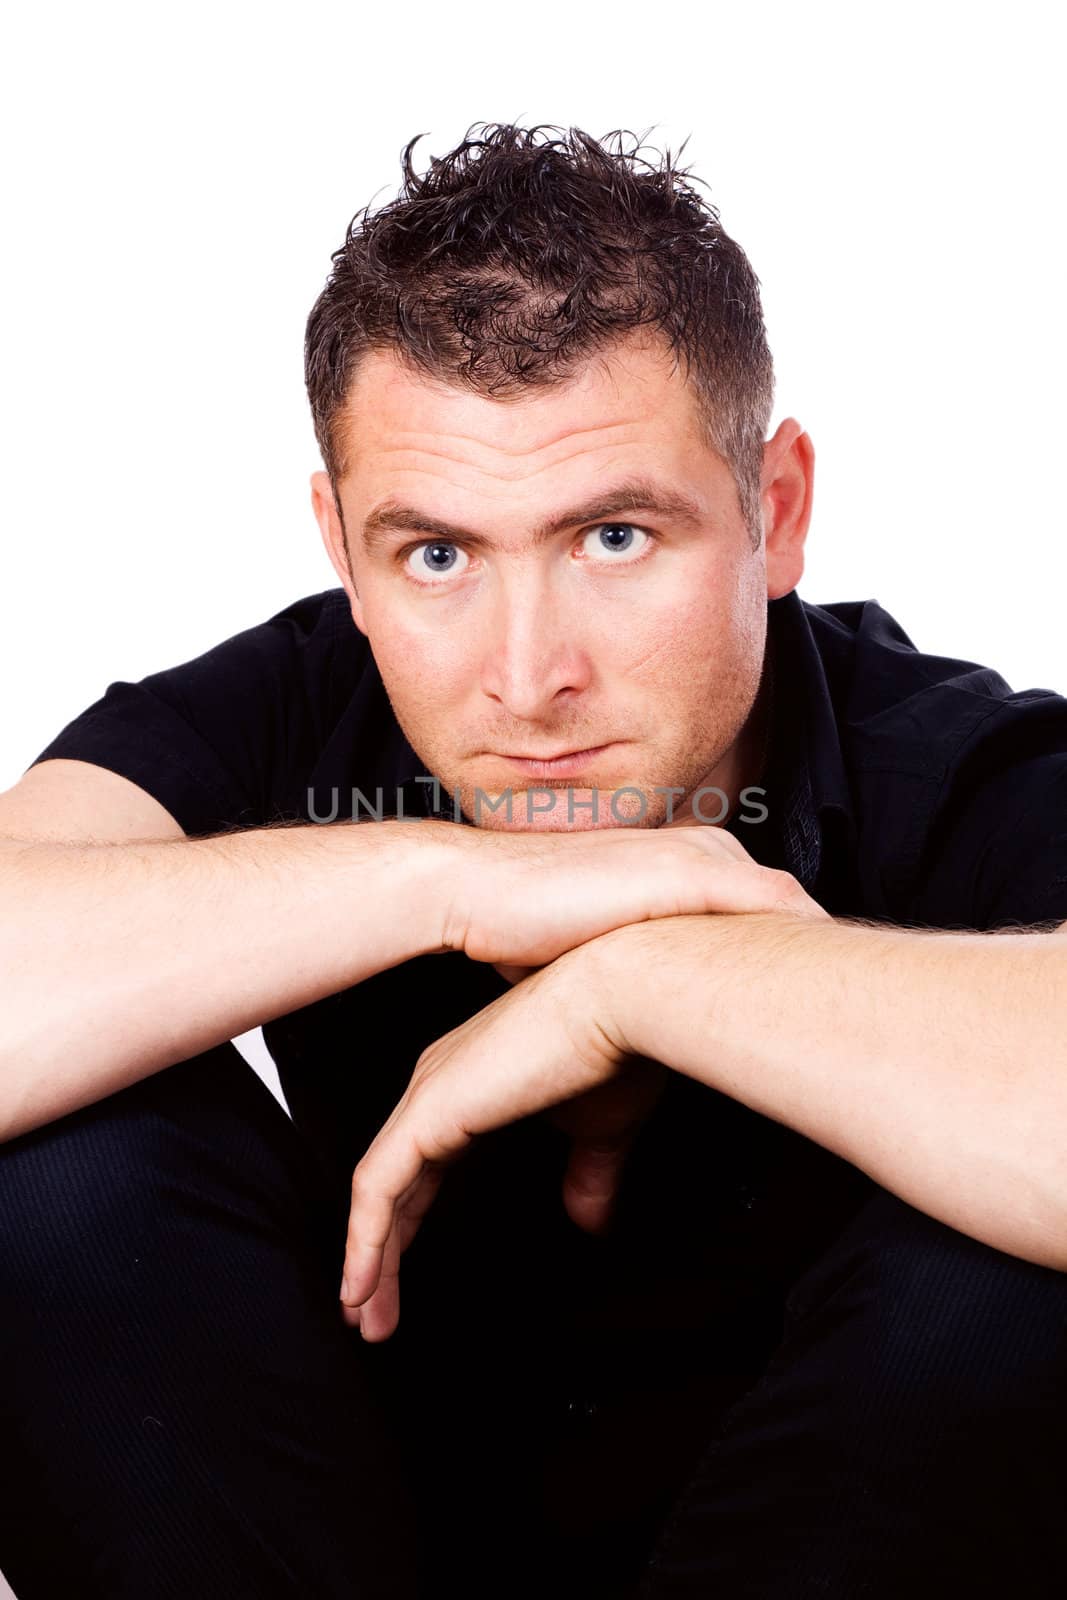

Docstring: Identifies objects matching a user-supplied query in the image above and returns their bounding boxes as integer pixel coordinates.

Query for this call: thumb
[561,1135,634,1234]
[492,961,539,987]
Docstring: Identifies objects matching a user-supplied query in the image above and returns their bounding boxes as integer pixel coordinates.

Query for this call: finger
[341,1167,442,1336]
[396,1163,448,1246]
[340,1179,400,1311]
[561,1136,634,1234]
[351,1163,450,1340]
[492,961,538,986]
[341,1135,452,1314]
[702,859,818,916]
[666,850,825,929]
[341,1106,440,1306]
[356,1224,404,1342]
[341,1155,418,1309]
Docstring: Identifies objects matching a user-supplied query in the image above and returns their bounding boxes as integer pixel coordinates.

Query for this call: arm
[0,817,448,1144]
[0,763,786,1146]
[597,910,1067,1272]
[340,904,1067,1339]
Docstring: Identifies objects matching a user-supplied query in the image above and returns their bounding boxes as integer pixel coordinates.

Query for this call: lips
[507,745,603,762]
[493,743,616,777]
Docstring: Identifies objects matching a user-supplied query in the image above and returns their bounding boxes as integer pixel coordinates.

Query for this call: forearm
[0,819,451,1143]
[598,912,1067,1270]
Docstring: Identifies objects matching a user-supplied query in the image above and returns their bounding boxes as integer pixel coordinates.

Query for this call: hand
[488,966,670,1233]
[435,818,821,972]
[339,843,829,1339]
[338,943,643,1341]
[483,853,827,1217]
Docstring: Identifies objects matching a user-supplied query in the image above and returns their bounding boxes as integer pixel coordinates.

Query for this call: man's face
[313,336,809,831]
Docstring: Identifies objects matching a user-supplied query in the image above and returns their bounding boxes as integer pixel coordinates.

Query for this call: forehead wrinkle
[357,416,659,478]
[381,465,554,506]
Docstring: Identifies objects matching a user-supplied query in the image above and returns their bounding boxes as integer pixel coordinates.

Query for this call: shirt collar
[762,588,857,894]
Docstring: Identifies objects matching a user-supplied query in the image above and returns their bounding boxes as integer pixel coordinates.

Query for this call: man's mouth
[492,743,617,778]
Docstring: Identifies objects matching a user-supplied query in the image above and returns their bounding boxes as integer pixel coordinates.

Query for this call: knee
[0,1047,260,1299]
[0,1087,164,1300]
[0,1048,337,1349]
[785,1186,1067,1437]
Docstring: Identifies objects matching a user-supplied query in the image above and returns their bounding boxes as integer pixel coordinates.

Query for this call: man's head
[307,124,813,831]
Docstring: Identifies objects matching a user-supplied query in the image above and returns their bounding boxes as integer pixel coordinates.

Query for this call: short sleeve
[912,751,1067,933]
[26,589,347,838]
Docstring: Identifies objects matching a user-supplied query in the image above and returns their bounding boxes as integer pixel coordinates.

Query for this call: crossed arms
[340,845,1067,1339]
[3,768,1065,1351]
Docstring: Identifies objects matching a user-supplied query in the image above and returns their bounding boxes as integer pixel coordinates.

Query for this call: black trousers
[1,1040,1065,1599]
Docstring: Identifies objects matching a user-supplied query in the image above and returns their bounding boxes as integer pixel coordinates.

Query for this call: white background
[2,1,1066,799]
[0,1,1063,1592]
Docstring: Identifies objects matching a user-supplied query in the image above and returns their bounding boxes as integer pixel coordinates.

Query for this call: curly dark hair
[305,123,776,547]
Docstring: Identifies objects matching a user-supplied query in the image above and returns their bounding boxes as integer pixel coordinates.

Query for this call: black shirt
[27,585,1067,1575]
[32,583,1067,930]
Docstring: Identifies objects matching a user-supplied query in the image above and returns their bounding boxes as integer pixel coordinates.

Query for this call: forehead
[335,336,718,483]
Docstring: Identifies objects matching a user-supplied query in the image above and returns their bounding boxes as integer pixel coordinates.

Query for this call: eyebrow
[360,477,706,556]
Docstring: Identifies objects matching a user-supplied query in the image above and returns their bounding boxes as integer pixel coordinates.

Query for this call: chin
[473,811,650,834]
[460,784,665,832]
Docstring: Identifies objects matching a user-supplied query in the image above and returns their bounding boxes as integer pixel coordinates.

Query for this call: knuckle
[761,865,789,891]
[766,867,806,906]
[713,829,750,860]
[349,1165,378,1208]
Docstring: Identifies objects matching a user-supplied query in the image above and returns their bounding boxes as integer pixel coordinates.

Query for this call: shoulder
[798,595,1067,926]
[148,585,362,685]
[140,586,372,725]
[29,586,376,837]
[816,595,1067,784]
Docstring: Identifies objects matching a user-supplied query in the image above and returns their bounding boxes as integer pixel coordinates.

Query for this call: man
[1,123,1066,1599]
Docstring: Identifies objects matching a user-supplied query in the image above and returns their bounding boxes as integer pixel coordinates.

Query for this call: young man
[2,124,1066,1599]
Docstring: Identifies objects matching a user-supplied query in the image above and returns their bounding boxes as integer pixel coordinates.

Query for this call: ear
[311,470,367,634]
[760,419,814,601]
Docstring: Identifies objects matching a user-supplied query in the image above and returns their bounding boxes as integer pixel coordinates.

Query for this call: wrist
[394,818,462,958]
[573,919,659,1058]
[339,817,459,969]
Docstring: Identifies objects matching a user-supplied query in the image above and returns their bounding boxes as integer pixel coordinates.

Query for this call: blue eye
[405,542,471,583]
[581,522,651,562]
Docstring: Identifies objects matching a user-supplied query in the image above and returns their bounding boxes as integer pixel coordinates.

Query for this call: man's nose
[477,572,593,719]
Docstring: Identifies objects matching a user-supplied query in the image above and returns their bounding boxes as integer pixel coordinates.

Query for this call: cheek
[621,583,736,683]
[364,611,470,717]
